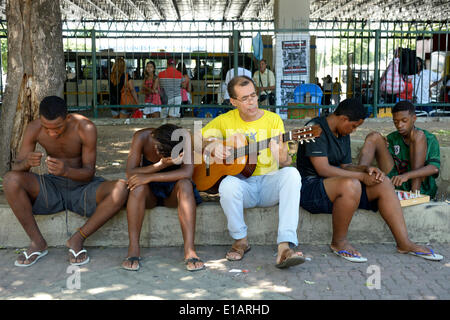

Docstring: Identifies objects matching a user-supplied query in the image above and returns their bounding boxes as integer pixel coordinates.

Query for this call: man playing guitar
[200,75,306,269]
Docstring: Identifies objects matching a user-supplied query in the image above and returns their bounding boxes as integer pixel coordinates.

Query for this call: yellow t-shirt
[201,109,285,176]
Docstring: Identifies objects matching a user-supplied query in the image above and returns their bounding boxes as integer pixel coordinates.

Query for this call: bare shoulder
[26,118,43,132]
[133,127,154,140]
[23,118,42,141]
[70,113,97,140]
[70,113,95,127]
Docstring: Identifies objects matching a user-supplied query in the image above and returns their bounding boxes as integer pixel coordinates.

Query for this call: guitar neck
[236,132,291,156]
[256,132,290,151]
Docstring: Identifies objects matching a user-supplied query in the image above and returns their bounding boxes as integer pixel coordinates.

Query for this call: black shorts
[149,180,202,207]
[300,176,378,214]
[32,174,106,217]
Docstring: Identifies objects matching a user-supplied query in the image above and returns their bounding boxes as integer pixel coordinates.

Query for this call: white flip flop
[69,248,90,266]
[407,248,443,261]
[14,250,49,267]
[332,249,368,263]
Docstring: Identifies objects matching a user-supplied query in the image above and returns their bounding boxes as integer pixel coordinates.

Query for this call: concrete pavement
[1,243,449,300]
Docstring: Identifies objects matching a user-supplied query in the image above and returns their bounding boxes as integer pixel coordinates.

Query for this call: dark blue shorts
[300,176,378,214]
[149,180,202,206]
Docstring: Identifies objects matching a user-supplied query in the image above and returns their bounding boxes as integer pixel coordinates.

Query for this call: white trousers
[161,96,182,118]
[218,167,301,246]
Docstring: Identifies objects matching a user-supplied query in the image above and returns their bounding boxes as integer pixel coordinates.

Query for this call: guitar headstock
[291,125,322,144]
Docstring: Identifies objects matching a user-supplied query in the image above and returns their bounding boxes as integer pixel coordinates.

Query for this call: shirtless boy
[3,96,128,267]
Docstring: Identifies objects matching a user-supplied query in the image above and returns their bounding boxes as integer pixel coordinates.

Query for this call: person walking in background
[141,61,162,118]
[158,58,183,118]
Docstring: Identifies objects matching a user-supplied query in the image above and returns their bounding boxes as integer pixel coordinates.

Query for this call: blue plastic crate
[194,107,229,118]
[294,84,323,104]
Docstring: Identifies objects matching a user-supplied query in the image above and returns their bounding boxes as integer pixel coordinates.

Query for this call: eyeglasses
[233,92,258,104]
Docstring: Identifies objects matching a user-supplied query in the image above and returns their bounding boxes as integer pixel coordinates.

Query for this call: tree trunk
[0,0,65,176]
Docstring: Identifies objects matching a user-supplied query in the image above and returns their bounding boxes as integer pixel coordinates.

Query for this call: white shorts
[161,96,182,118]
[144,103,161,115]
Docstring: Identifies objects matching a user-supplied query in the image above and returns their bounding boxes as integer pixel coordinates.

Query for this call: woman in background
[142,61,162,118]
[177,62,192,117]
[110,57,138,118]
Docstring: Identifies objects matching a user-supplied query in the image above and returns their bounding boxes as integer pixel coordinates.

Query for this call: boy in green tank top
[358,101,440,198]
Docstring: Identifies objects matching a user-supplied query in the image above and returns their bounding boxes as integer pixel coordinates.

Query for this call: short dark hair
[39,96,67,120]
[393,100,415,115]
[151,124,182,157]
[228,75,256,99]
[334,98,366,121]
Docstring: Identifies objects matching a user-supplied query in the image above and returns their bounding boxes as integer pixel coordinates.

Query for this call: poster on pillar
[275,33,310,118]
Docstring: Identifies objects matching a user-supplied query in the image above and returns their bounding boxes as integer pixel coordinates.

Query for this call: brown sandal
[275,248,305,269]
[226,242,251,261]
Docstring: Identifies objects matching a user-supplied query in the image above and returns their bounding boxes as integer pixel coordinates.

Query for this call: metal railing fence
[0,19,449,118]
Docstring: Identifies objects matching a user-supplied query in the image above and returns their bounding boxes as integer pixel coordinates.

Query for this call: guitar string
[231,127,315,160]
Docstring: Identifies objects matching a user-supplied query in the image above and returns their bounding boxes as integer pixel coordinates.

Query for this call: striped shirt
[158,67,183,100]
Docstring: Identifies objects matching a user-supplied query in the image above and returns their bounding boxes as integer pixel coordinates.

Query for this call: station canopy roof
[0,0,448,22]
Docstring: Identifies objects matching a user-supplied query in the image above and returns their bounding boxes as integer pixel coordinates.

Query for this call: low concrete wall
[1,201,448,248]
[1,117,448,248]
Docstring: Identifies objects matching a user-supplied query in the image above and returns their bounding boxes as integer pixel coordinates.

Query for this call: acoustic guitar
[193,125,322,193]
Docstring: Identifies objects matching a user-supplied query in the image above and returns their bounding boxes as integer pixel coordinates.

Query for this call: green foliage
[63,39,92,52]
[435,130,450,136]
[1,38,7,73]
[291,153,297,167]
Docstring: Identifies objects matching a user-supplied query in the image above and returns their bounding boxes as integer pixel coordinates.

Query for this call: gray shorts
[32,174,106,217]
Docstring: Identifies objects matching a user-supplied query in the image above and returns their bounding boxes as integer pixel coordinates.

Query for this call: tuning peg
[300,140,304,144]
[311,138,315,142]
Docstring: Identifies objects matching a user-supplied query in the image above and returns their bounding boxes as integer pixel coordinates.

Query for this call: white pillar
[274,0,310,30]
[273,0,311,118]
